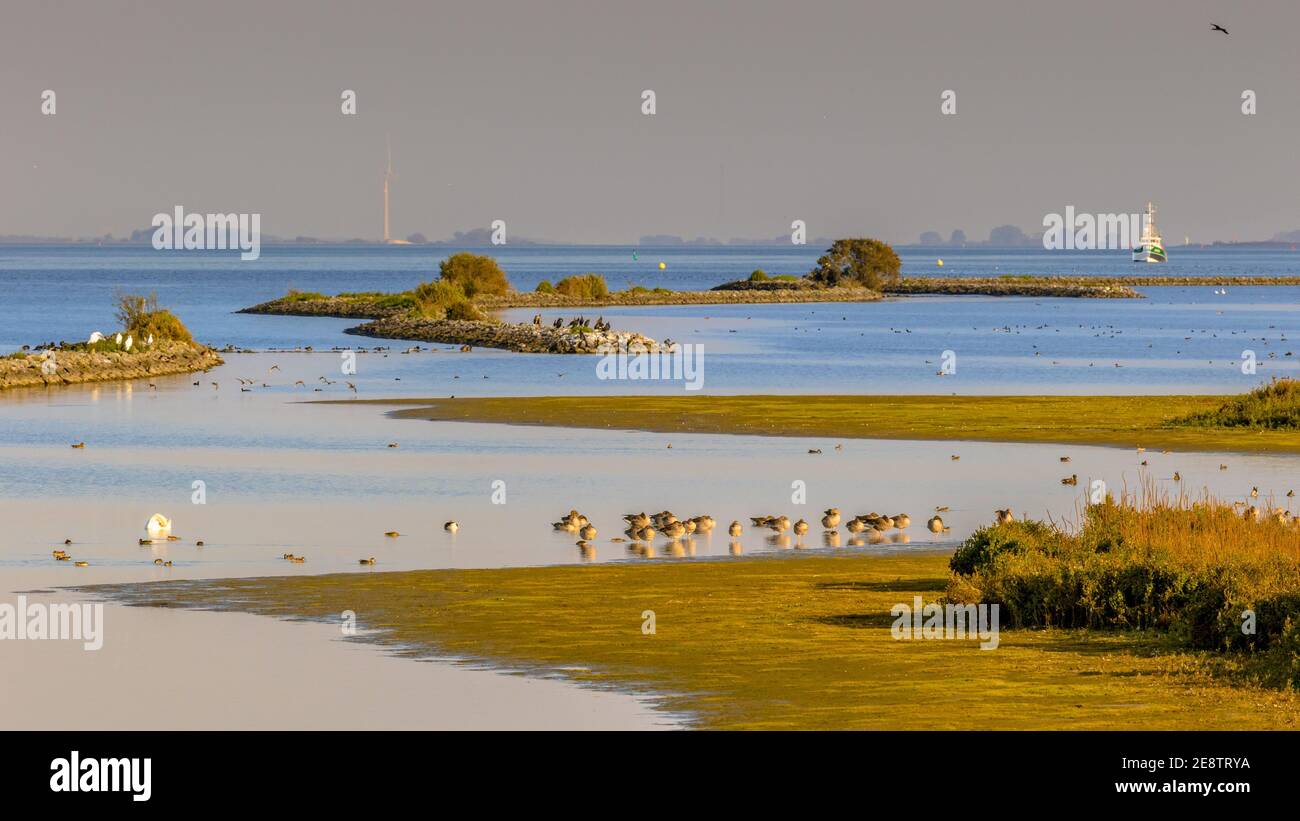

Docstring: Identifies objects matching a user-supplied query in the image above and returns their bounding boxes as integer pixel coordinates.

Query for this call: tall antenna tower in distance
[383,134,394,243]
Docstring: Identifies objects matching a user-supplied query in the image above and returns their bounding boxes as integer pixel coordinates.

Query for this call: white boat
[1132,201,1166,263]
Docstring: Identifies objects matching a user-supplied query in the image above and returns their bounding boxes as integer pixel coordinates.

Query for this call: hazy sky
[3,0,1298,243]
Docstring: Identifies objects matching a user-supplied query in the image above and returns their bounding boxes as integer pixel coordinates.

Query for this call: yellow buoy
[658,262,666,270]
[936,259,944,267]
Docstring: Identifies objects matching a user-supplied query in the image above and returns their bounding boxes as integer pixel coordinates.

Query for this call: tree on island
[807,238,901,290]
[438,252,511,297]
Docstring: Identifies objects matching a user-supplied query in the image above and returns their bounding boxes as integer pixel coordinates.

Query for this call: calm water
[4,243,1298,729]
[3,243,1298,572]
[2,244,1299,394]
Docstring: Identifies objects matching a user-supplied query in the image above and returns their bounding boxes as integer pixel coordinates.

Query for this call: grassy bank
[951,490,1300,689]
[365,393,1300,455]
[85,552,1300,729]
[240,285,885,319]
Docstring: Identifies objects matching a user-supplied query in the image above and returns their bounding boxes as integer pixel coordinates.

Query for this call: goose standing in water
[444,521,459,533]
[893,513,911,529]
[660,521,687,540]
[690,515,715,533]
[624,512,651,530]
[728,520,743,537]
[821,508,841,529]
[579,523,597,540]
[792,519,810,538]
[927,515,946,533]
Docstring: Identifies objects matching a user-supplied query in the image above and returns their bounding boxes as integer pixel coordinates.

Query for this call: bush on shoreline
[554,273,609,300]
[1170,378,1300,430]
[413,279,484,321]
[114,292,195,345]
[948,488,1300,688]
[438,252,511,298]
[807,238,901,290]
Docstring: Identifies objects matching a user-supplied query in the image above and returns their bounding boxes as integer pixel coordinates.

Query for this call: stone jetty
[344,316,671,353]
[0,343,224,390]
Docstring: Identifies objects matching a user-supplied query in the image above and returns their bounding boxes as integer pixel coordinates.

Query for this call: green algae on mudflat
[83,552,1300,730]
[360,394,1300,455]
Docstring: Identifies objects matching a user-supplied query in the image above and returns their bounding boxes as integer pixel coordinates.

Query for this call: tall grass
[949,481,1300,688]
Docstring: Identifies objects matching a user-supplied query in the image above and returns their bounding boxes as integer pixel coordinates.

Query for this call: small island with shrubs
[1,293,223,390]
[242,239,1144,343]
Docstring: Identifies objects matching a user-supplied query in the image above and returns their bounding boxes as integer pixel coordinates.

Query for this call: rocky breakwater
[345,316,672,354]
[884,278,1142,298]
[478,285,882,308]
[0,342,224,390]
[238,296,407,319]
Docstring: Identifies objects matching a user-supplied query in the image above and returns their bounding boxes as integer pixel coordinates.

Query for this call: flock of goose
[551,505,982,558]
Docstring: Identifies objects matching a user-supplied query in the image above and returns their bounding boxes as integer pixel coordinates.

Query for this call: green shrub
[414,279,465,318]
[554,273,609,300]
[114,292,194,344]
[748,269,769,282]
[128,309,194,344]
[438,253,511,297]
[948,493,1300,688]
[808,238,901,290]
[948,520,1064,576]
[413,279,484,321]
[535,280,556,294]
[445,300,485,321]
[1171,378,1300,430]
